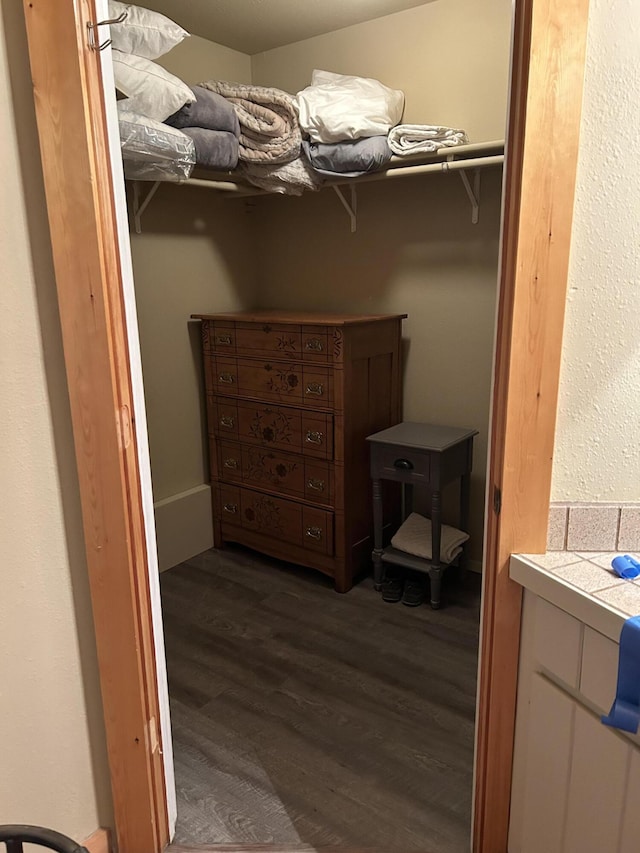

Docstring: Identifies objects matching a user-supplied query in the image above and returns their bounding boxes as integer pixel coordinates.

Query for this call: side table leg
[430,490,443,608]
[459,471,471,574]
[372,478,384,590]
[428,566,444,609]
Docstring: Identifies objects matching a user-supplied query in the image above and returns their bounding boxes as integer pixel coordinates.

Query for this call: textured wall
[552,0,640,501]
[0,2,111,838]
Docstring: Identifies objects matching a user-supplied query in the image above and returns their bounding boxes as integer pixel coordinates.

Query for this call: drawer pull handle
[305,382,324,396]
[307,478,325,492]
[305,338,324,352]
[306,526,323,540]
[223,458,239,470]
[394,458,414,470]
[219,372,235,384]
[306,430,324,445]
[215,334,232,345]
[223,503,238,514]
[220,415,235,428]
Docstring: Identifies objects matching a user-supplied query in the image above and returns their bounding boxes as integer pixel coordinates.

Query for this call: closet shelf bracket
[132,181,161,234]
[453,167,481,225]
[332,185,358,233]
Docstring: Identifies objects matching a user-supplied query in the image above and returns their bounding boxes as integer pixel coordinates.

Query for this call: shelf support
[332,185,358,233]
[455,167,481,225]
[132,181,161,234]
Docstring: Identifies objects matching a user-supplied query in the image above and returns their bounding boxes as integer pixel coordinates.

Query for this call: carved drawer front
[215,440,333,504]
[211,356,239,396]
[223,486,334,556]
[301,326,329,363]
[225,358,333,408]
[209,320,236,354]
[210,398,239,438]
[234,400,333,460]
[235,322,302,360]
[218,484,242,526]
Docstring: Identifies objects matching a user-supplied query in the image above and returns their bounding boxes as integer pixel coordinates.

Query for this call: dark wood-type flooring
[161,546,481,852]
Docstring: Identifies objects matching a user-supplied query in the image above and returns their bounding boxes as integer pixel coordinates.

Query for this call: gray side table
[366,422,478,609]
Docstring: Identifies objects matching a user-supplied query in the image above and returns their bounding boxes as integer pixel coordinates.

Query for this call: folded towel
[241,155,323,196]
[391,513,469,564]
[200,80,301,164]
[302,136,392,178]
[165,85,240,137]
[388,124,468,156]
[181,128,239,171]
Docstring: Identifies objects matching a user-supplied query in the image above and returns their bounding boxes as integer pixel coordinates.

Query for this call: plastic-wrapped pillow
[118,109,195,181]
[296,69,404,144]
[108,1,189,59]
[113,50,194,121]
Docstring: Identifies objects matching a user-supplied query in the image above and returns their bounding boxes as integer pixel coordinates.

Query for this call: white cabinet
[509,591,640,853]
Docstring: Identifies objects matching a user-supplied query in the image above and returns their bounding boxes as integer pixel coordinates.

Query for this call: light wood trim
[82,828,112,853]
[22,1,168,851]
[473,0,590,850]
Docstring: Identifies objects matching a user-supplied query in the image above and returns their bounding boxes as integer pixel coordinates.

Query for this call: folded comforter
[200,80,301,164]
[181,128,239,171]
[303,136,392,177]
[165,86,240,137]
[242,156,323,196]
[388,124,468,156]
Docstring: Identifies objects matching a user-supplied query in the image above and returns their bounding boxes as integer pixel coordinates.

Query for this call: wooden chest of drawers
[192,310,406,592]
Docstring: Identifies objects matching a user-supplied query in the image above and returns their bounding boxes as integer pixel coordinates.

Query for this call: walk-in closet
[105,1,513,848]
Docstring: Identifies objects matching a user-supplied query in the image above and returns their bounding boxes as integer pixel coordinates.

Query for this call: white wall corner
[154,484,214,572]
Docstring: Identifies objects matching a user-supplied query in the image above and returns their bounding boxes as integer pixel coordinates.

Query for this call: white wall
[252,0,512,143]
[552,0,640,502]
[135,38,257,515]
[0,2,111,839]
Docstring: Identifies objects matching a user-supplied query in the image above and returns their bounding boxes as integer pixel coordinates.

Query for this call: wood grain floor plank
[161,546,480,852]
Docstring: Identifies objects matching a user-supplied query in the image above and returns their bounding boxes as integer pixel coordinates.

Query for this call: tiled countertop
[510,551,640,642]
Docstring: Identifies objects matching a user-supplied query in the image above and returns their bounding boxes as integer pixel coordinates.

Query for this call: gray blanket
[303,136,392,177]
[181,128,239,171]
[165,86,240,137]
[200,80,301,164]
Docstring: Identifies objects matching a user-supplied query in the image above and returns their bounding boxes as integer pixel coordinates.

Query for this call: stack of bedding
[112,3,471,192]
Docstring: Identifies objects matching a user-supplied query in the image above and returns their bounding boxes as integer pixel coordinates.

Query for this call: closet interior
[108,0,513,849]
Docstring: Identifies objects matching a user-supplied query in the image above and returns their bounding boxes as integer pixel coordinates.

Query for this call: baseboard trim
[154,484,214,572]
[82,828,111,853]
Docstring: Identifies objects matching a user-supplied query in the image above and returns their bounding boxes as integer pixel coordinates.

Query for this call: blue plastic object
[611,554,640,579]
[602,615,640,734]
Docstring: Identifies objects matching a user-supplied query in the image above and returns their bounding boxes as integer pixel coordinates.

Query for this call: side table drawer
[371,445,431,484]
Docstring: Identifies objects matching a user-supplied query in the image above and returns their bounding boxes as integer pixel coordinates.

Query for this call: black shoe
[402,574,427,607]
[381,574,403,603]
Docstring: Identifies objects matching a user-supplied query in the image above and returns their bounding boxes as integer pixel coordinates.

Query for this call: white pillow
[108,1,189,59]
[112,51,194,122]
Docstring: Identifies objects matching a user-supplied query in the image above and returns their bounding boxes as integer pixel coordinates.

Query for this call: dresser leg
[334,574,352,594]
[372,478,384,590]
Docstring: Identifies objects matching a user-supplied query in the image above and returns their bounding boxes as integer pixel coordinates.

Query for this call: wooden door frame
[22,0,590,851]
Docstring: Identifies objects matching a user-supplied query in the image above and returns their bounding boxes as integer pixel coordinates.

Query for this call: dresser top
[191,310,407,326]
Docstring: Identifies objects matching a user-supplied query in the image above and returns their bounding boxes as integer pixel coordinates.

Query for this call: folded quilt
[391,512,469,564]
[200,80,301,164]
[303,136,392,177]
[181,128,239,171]
[388,124,468,156]
[165,86,240,137]
[241,155,323,196]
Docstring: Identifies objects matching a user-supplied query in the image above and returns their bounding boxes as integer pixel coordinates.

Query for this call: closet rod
[326,153,504,187]
[181,178,266,197]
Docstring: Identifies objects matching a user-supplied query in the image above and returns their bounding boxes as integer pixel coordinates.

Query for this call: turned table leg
[372,478,384,590]
[430,489,443,608]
